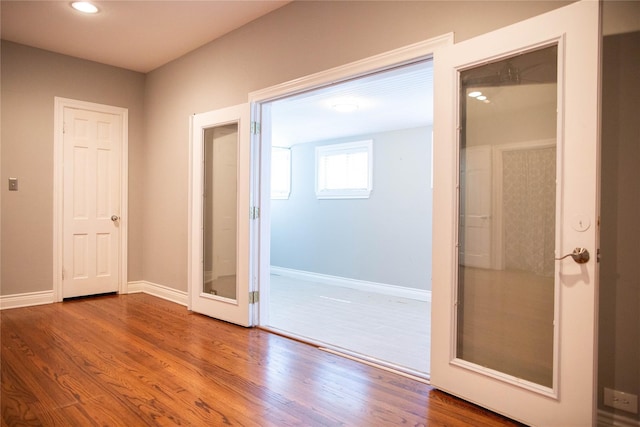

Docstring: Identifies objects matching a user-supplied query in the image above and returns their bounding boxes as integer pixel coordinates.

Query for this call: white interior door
[63,106,122,298]
[431,1,600,426]
[461,145,492,269]
[189,104,253,326]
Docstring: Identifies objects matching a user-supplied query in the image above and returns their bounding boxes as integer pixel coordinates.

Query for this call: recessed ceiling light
[71,2,99,14]
[468,91,482,98]
[332,103,359,113]
[476,95,487,101]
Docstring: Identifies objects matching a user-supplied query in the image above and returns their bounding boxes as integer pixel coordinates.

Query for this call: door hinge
[249,291,259,304]
[250,206,260,220]
[251,121,261,135]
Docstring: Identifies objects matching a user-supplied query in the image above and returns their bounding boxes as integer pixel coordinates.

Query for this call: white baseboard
[127,281,188,307]
[0,291,55,310]
[0,273,428,308]
[0,282,188,310]
[271,266,431,302]
[598,409,640,427]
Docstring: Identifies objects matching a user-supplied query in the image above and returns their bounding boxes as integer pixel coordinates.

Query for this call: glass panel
[456,45,557,387]
[203,124,238,300]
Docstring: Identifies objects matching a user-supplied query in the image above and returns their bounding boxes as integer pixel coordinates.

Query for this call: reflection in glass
[456,46,557,387]
[203,124,238,300]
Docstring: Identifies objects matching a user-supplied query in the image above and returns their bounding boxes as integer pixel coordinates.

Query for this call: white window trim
[315,140,373,199]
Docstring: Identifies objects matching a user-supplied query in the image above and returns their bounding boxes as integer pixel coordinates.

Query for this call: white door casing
[54,98,128,301]
[248,34,454,328]
[188,104,252,327]
[431,1,600,426]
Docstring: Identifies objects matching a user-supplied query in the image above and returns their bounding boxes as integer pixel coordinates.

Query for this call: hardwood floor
[1,293,523,426]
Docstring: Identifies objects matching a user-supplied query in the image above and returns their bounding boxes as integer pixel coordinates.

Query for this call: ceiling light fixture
[71,2,99,14]
[468,90,490,104]
[332,103,359,113]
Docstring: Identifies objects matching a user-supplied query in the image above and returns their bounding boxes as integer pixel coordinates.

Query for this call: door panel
[189,104,252,326]
[63,107,121,298]
[431,1,600,425]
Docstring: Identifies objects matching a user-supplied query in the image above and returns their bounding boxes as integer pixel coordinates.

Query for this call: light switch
[8,177,18,191]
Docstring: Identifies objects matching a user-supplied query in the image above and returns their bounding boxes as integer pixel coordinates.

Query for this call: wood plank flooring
[1,293,524,426]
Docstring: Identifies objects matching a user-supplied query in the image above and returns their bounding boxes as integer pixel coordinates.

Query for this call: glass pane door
[430,1,600,424]
[189,104,252,327]
[203,124,239,301]
[457,45,558,387]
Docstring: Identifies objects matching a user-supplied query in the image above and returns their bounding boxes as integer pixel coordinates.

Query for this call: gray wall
[140,0,570,292]
[598,30,640,422]
[1,1,570,296]
[0,41,145,296]
[2,1,637,421]
[271,127,432,291]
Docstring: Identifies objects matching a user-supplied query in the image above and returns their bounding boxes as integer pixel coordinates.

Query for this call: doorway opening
[255,60,434,377]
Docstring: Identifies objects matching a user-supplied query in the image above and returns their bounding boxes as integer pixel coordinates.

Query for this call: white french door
[188,104,253,327]
[431,1,600,426]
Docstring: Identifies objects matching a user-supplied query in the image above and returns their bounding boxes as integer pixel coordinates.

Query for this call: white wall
[271,127,432,291]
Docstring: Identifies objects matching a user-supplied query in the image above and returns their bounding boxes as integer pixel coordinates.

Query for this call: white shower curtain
[502,147,556,277]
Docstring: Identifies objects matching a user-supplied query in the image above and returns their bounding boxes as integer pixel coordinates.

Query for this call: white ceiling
[270,61,434,146]
[1,0,290,73]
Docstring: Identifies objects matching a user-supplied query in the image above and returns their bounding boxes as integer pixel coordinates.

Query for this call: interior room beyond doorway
[263,61,434,375]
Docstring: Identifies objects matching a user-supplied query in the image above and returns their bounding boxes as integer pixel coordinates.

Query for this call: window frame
[315,139,373,199]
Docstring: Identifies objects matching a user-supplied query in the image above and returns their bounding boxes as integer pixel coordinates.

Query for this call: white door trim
[248,33,454,327]
[249,34,453,104]
[53,97,128,302]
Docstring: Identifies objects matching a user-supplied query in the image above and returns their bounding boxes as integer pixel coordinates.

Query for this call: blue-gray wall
[271,126,433,291]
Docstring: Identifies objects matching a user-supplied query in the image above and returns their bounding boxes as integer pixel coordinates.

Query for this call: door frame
[53,97,129,302]
[248,34,453,328]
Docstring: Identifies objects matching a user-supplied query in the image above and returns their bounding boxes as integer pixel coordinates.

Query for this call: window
[271,147,291,199]
[315,140,372,199]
